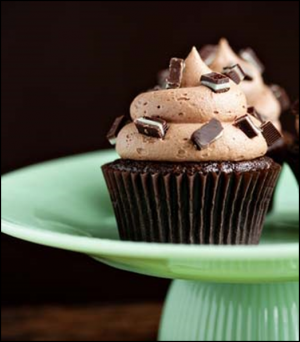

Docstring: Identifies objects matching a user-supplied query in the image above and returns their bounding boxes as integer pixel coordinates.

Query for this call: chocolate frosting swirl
[116,47,268,162]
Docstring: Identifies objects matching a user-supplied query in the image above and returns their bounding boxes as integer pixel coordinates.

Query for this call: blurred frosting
[209,39,281,130]
[116,47,268,162]
[292,100,299,137]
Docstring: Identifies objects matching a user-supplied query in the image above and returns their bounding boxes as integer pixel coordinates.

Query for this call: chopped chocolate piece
[135,117,168,139]
[223,64,246,84]
[234,115,261,139]
[239,48,265,73]
[107,115,128,145]
[166,58,185,89]
[261,121,283,147]
[199,45,217,65]
[270,84,291,111]
[247,106,266,123]
[191,119,224,150]
[157,69,169,88]
[200,72,230,93]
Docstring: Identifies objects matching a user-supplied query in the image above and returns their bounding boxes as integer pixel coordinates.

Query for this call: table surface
[1,303,162,341]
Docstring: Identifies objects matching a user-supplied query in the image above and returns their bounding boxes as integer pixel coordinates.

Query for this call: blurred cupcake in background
[207,39,286,127]
[201,39,291,164]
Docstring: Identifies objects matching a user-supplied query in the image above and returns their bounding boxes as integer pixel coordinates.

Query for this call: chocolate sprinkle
[239,48,265,73]
[107,115,128,145]
[200,72,230,93]
[223,64,246,84]
[247,106,266,123]
[234,115,261,139]
[270,84,291,111]
[199,45,217,65]
[261,121,283,147]
[192,119,224,150]
[166,58,185,89]
[135,116,168,139]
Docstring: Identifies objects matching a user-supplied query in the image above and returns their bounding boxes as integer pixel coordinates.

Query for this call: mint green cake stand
[2,150,299,341]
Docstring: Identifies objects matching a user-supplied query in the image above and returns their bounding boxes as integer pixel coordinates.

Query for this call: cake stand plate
[2,150,299,341]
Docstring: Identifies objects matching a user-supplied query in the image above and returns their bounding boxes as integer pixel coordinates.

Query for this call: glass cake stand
[2,150,299,341]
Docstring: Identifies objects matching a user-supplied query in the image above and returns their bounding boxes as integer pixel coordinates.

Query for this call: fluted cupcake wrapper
[102,163,281,245]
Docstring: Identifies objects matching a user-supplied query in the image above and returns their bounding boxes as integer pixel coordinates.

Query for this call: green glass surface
[1,150,299,341]
[1,150,299,283]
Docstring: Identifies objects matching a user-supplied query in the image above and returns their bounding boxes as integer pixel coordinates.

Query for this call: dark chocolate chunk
[199,45,217,65]
[135,116,168,139]
[223,64,246,84]
[270,84,291,111]
[261,121,283,147]
[200,72,230,93]
[247,106,266,123]
[191,119,224,150]
[239,48,265,73]
[107,115,128,145]
[166,58,185,89]
[234,115,261,139]
[157,69,169,88]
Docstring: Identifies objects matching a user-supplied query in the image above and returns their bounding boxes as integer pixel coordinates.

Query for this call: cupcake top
[206,39,284,130]
[108,47,282,163]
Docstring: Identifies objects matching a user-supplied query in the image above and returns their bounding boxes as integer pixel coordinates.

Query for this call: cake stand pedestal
[159,281,298,341]
[2,151,299,341]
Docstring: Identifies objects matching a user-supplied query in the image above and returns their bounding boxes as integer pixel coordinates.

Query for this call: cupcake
[199,38,290,164]
[287,100,299,182]
[103,48,281,245]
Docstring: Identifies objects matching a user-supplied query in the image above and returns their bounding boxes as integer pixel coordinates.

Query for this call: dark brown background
[1,1,299,306]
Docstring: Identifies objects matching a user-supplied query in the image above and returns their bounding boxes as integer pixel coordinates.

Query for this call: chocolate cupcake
[286,100,299,182]
[102,48,281,245]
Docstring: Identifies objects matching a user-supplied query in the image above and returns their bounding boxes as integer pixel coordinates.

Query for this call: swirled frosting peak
[181,47,211,87]
[116,47,268,162]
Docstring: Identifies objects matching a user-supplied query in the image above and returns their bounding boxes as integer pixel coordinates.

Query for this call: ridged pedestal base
[159,281,299,341]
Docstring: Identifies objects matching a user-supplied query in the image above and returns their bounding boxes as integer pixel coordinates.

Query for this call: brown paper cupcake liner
[102,160,281,245]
